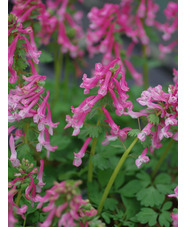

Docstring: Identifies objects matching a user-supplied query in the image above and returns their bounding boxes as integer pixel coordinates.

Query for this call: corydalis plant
[65,58,145,167]
[8,14,59,158]
[36,180,98,227]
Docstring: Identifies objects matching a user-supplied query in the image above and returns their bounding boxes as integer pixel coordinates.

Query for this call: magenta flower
[20,36,41,64]
[8,34,20,67]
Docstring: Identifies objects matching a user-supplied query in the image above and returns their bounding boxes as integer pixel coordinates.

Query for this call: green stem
[88,137,98,182]
[23,216,26,227]
[151,139,175,179]
[97,137,138,215]
[54,46,63,103]
[16,188,22,206]
[142,45,149,90]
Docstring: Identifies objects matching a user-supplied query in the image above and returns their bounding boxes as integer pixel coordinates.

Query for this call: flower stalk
[97,137,138,214]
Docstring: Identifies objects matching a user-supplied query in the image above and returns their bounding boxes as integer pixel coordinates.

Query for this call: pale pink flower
[171,213,178,227]
[9,134,20,167]
[73,137,92,167]
[135,147,150,168]
[168,186,178,199]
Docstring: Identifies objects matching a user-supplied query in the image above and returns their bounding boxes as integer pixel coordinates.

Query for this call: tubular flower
[73,137,92,167]
[135,147,150,168]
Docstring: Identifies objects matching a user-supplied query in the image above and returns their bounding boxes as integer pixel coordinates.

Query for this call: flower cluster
[8,14,59,157]
[36,180,97,227]
[87,3,143,84]
[136,69,178,154]
[12,0,85,58]
[8,159,45,226]
[65,58,146,166]
[11,0,45,23]
[8,13,41,83]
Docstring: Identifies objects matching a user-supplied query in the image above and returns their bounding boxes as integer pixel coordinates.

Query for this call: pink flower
[159,41,178,58]
[168,186,178,199]
[36,160,45,193]
[171,213,178,227]
[20,36,41,64]
[137,123,153,142]
[135,147,150,168]
[8,34,20,67]
[73,137,92,167]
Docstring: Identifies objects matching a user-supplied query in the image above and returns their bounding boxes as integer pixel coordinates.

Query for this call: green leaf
[119,180,142,197]
[91,153,110,170]
[121,197,140,219]
[113,171,125,190]
[14,57,29,71]
[131,56,146,67]
[79,125,102,138]
[104,198,118,211]
[136,186,165,207]
[154,173,173,195]
[87,182,102,206]
[98,169,112,188]
[88,108,99,120]
[159,211,172,227]
[101,212,111,224]
[156,184,172,194]
[162,201,172,211]
[136,171,151,187]
[148,113,159,125]
[148,59,162,68]
[136,208,158,226]
[39,50,53,63]
[154,173,171,184]
[145,26,160,42]
[128,129,140,137]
